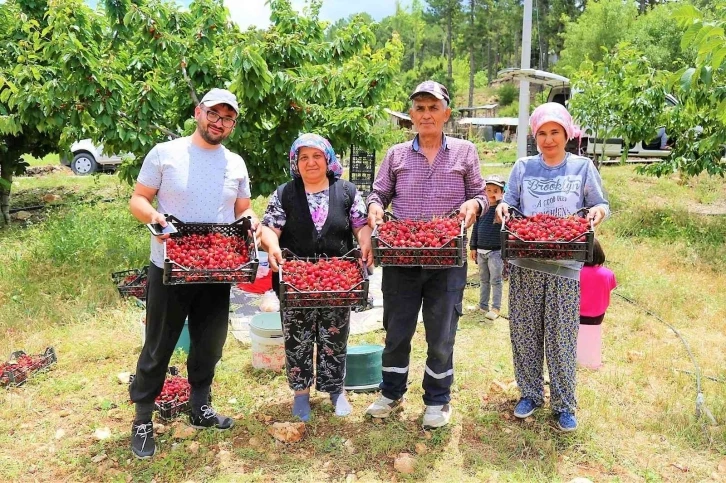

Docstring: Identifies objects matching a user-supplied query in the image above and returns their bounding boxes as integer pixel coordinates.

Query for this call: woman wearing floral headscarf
[495,103,609,432]
[259,133,373,422]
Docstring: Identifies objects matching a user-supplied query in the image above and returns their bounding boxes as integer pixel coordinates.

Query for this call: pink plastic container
[577,324,602,369]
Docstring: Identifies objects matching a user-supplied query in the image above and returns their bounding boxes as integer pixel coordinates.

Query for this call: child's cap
[485,175,506,189]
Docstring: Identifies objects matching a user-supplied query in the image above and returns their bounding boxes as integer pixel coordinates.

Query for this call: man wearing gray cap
[128,88,258,459]
[366,80,486,428]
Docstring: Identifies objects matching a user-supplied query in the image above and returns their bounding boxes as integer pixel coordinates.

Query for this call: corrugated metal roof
[459,104,499,111]
[458,117,519,126]
[384,108,411,121]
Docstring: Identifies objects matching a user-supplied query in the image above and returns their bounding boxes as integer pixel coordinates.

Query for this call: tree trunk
[487,36,493,84]
[468,0,475,107]
[540,0,550,70]
[0,164,12,226]
[469,46,475,106]
[413,39,417,69]
[447,3,453,85]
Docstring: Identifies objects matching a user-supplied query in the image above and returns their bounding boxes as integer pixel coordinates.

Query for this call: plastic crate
[162,215,259,285]
[129,367,198,421]
[371,212,465,268]
[156,397,190,421]
[153,367,190,421]
[0,347,57,387]
[111,266,149,300]
[349,145,376,196]
[279,249,370,310]
[500,208,594,262]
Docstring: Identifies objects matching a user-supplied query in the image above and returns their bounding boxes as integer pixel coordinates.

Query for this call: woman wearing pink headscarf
[495,103,609,432]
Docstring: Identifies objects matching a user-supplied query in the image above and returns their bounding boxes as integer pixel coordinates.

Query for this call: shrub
[497,83,518,106]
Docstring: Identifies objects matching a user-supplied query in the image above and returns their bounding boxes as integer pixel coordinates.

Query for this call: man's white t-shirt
[137,136,252,268]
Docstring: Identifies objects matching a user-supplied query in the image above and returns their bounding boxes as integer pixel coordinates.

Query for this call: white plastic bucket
[577,324,602,369]
[249,312,285,371]
[249,331,285,371]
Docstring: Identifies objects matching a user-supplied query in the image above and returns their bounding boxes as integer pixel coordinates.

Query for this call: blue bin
[175,319,191,353]
[344,344,383,391]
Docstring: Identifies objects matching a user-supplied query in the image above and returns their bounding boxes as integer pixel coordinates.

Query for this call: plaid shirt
[367,135,487,219]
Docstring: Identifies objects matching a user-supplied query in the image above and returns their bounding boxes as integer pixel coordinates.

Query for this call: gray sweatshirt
[503,153,609,279]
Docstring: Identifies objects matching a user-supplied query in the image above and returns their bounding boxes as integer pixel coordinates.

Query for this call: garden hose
[614,291,718,432]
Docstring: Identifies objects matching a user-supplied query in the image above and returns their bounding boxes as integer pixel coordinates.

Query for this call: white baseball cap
[199,88,239,114]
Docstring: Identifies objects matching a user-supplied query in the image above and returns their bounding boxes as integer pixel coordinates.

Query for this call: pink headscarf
[529,102,579,141]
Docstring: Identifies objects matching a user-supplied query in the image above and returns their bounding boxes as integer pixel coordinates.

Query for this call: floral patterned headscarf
[288,133,343,180]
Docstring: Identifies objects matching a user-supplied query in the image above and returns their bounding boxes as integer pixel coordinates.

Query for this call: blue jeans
[379,264,467,405]
[477,250,503,311]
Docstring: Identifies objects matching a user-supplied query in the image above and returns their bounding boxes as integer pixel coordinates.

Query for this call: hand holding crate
[500,208,594,262]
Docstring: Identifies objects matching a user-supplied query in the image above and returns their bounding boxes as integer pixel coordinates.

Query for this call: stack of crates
[348,145,376,197]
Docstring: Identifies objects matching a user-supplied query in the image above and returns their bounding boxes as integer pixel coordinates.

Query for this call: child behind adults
[578,239,617,368]
[470,175,506,320]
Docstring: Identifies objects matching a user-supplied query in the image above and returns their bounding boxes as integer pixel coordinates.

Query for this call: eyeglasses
[200,106,237,128]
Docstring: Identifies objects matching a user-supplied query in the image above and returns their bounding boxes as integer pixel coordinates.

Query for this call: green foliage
[570,44,667,163]
[0,0,404,202]
[497,101,519,118]
[474,70,489,89]
[0,199,148,327]
[34,202,147,266]
[623,3,693,71]
[497,83,518,106]
[557,0,693,76]
[451,56,472,104]
[556,0,638,77]
[372,0,441,73]
[638,3,726,178]
[607,206,726,270]
[396,56,455,108]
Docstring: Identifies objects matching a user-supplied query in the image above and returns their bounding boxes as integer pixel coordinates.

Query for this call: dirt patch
[23,165,72,177]
[686,200,726,216]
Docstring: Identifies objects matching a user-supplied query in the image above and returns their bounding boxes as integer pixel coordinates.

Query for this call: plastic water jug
[257,251,270,278]
[576,323,602,369]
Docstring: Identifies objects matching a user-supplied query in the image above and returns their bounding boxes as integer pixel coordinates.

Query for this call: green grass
[10,170,125,209]
[476,140,517,165]
[22,152,60,166]
[0,165,725,481]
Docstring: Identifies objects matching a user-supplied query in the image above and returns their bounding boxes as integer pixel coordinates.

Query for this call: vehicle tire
[70,152,98,175]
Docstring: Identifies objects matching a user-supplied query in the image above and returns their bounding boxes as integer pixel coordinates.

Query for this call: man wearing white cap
[128,88,258,459]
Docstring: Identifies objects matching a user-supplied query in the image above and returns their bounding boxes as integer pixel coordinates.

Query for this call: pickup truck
[496,68,675,160]
[61,139,123,175]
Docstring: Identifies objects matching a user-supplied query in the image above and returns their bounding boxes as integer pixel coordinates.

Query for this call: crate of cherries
[371,212,465,268]
[279,249,369,310]
[111,266,148,300]
[0,347,57,387]
[500,208,594,262]
[162,215,259,285]
[129,367,193,420]
[154,374,192,420]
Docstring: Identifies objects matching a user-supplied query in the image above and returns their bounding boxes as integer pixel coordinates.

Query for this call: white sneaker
[484,309,500,320]
[422,404,452,429]
[365,395,403,418]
